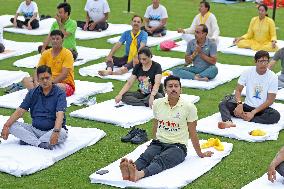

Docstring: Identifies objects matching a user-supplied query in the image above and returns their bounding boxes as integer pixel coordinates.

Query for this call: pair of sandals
[4,83,24,94]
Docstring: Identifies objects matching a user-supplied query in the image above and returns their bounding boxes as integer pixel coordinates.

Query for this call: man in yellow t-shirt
[22,30,75,96]
[119,75,213,182]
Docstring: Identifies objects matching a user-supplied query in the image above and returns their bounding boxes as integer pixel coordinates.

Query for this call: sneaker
[121,127,140,143]
[130,129,148,144]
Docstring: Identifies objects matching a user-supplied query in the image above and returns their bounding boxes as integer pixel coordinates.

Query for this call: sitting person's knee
[276,162,284,177]
[0,43,5,53]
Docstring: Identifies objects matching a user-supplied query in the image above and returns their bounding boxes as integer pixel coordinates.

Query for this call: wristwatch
[237,101,242,105]
[53,128,61,133]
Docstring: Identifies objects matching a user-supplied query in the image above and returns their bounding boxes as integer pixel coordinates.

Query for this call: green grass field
[1,0,284,188]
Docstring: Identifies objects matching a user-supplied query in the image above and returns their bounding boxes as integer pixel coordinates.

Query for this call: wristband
[237,101,242,105]
[53,128,61,133]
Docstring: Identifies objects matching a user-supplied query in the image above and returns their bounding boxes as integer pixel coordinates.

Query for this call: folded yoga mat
[0,15,24,27]
[0,115,106,177]
[169,63,252,90]
[107,30,182,47]
[0,40,41,61]
[242,173,284,189]
[171,36,233,53]
[4,18,56,35]
[70,94,200,128]
[0,70,29,88]
[79,55,185,81]
[197,103,284,142]
[76,23,132,40]
[221,40,284,57]
[13,46,111,68]
[89,139,233,189]
[0,80,113,109]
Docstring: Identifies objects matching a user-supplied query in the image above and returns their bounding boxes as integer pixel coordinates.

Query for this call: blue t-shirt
[20,85,67,131]
[119,30,148,56]
[186,38,217,70]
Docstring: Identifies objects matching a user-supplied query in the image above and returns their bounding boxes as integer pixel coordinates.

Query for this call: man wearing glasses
[1,65,68,150]
[218,50,280,129]
[172,24,217,82]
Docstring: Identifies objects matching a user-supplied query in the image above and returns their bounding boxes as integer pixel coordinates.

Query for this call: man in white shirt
[0,24,4,53]
[218,50,280,129]
[77,0,110,31]
[142,0,168,37]
[10,0,40,30]
[177,1,220,43]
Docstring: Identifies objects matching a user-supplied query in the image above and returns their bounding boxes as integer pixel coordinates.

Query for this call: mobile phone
[115,104,124,108]
[95,169,109,175]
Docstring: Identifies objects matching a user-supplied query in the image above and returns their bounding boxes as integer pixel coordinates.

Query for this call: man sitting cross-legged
[218,50,280,129]
[77,0,110,32]
[1,65,68,150]
[98,15,147,76]
[22,29,75,97]
[119,75,213,182]
[173,24,218,81]
[141,0,168,37]
[177,1,220,44]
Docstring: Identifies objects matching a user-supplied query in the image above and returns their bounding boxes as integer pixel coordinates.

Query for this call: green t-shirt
[50,18,77,51]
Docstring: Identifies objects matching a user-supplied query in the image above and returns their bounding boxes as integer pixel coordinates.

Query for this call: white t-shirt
[144,4,168,27]
[238,67,278,108]
[84,0,110,22]
[17,1,39,20]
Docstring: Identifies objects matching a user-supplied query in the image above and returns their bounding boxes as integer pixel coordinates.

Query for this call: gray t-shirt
[273,47,284,74]
[186,38,217,70]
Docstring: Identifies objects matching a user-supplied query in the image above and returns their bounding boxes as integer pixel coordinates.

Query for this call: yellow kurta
[237,16,278,52]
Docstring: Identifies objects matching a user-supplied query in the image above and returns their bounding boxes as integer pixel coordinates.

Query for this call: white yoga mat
[70,94,200,128]
[0,80,113,109]
[221,40,284,57]
[0,15,24,28]
[0,39,41,60]
[171,36,233,53]
[4,18,56,35]
[242,173,284,189]
[79,55,185,81]
[107,30,182,47]
[13,46,111,68]
[76,23,132,40]
[170,63,252,90]
[0,115,106,177]
[197,103,284,142]
[89,139,233,189]
[0,70,29,88]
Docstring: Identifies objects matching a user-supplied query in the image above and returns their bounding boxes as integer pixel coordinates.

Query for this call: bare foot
[218,121,236,129]
[119,158,130,180]
[194,74,209,82]
[98,70,113,76]
[128,160,140,182]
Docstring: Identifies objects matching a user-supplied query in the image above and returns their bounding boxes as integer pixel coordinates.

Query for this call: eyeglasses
[256,59,269,65]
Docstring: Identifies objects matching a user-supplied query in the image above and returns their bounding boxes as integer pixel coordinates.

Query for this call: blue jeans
[172,65,218,80]
[134,140,187,177]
